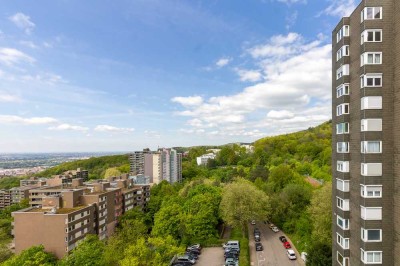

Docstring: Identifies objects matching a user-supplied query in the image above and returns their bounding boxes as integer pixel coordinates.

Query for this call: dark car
[254,228,260,235]
[279,236,287,243]
[255,242,263,251]
[185,252,198,260]
[186,247,201,255]
[224,248,240,259]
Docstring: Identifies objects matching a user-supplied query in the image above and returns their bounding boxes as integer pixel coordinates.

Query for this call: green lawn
[230,227,250,266]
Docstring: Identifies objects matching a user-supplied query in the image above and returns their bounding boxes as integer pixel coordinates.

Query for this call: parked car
[254,228,260,234]
[176,255,196,264]
[283,241,291,249]
[185,251,198,260]
[251,220,256,225]
[186,248,200,256]
[287,249,297,260]
[186,244,201,254]
[224,247,240,255]
[269,224,275,229]
[223,240,240,250]
[279,236,287,243]
[255,242,263,251]
[187,244,202,250]
[225,257,239,266]
[224,249,239,259]
[255,234,261,242]
[272,226,280,233]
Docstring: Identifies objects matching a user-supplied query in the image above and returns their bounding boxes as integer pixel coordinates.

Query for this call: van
[223,240,240,251]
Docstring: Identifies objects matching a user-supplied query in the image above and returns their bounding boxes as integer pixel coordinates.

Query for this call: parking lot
[196,247,225,266]
[249,222,305,266]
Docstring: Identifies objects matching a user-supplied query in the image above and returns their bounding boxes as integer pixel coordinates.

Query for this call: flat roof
[26,205,87,214]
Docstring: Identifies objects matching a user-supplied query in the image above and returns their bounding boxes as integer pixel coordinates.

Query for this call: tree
[306,243,332,266]
[152,202,183,240]
[59,235,106,266]
[104,167,122,178]
[268,164,296,191]
[3,245,57,266]
[308,183,332,245]
[220,179,270,234]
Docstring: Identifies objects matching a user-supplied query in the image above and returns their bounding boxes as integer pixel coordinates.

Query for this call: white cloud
[171,96,203,107]
[286,11,298,30]
[172,32,332,139]
[235,68,263,82]
[321,0,357,17]
[19,41,38,49]
[48,123,89,132]
[9,13,36,34]
[267,110,295,119]
[0,115,58,125]
[21,72,66,85]
[0,47,35,66]
[95,125,134,133]
[0,93,21,103]
[215,57,232,68]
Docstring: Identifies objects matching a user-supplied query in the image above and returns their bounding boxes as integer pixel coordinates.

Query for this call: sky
[0,0,358,153]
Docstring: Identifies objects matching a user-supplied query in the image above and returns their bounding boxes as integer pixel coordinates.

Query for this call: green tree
[220,179,270,234]
[152,201,183,239]
[58,235,106,266]
[268,164,296,191]
[306,243,332,266]
[3,245,57,266]
[104,167,122,178]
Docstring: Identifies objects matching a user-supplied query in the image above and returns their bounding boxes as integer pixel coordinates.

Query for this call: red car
[283,241,291,249]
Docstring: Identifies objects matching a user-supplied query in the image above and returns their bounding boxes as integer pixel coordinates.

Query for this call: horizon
[0,1,354,153]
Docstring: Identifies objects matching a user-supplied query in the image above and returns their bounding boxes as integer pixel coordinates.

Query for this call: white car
[287,249,297,260]
[271,226,280,233]
[301,252,308,262]
[251,220,256,225]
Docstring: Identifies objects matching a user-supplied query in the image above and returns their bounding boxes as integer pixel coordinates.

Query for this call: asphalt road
[249,222,305,266]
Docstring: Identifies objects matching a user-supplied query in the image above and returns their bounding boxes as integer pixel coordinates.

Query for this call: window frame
[361,249,382,264]
[361,7,383,22]
[337,142,350,153]
[361,228,382,242]
[336,64,350,80]
[337,161,349,172]
[361,96,382,110]
[361,185,382,198]
[336,84,350,98]
[337,25,350,43]
[336,122,350,134]
[360,52,382,66]
[336,45,350,61]
[337,179,350,192]
[360,74,383,88]
[361,119,382,132]
[337,196,350,211]
[336,103,350,116]
[337,215,349,230]
[337,233,350,249]
[361,141,382,153]
[361,29,382,44]
[361,206,382,221]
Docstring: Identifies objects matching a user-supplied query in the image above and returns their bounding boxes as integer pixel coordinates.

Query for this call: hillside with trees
[1,121,333,265]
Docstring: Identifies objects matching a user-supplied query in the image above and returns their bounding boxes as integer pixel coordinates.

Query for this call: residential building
[196,153,217,166]
[12,171,150,258]
[332,1,399,265]
[0,190,11,209]
[129,148,182,184]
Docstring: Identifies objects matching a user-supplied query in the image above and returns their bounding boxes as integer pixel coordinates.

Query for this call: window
[361,141,382,153]
[361,29,382,44]
[361,96,382,110]
[337,25,350,43]
[337,179,350,192]
[361,249,382,264]
[361,228,382,242]
[361,7,382,22]
[361,206,382,220]
[336,64,349,79]
[336,123,349,134]
[361,163,382,176]
[337,215,349,230]
[361,52,382,66]
[361,185,382,198]
[361,74,382,88]
[337,233,350,249]
[337,142,349,153]
[337,197,350,211]
[337,252,350,266]
[337,104,349,116]
[361,119,382,131]
[337,161,349,172]
[336,45,349,61]
[336,84,350,98]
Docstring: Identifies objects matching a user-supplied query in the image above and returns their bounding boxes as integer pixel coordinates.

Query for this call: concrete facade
[332,1,398,265]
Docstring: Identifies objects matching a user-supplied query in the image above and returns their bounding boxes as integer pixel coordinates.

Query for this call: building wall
[152,153,161,184]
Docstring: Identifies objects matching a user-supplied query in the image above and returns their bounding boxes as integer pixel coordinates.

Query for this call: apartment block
[12,172,150,258]
[332,1,400,265]
[129,148,182,184]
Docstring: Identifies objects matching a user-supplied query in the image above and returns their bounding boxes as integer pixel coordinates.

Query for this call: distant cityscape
[0,152,126,177]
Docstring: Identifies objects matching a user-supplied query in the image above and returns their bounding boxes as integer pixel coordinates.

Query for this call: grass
[230,227,250,266]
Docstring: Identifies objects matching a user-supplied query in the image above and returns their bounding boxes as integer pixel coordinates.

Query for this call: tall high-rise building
[332,1,400,265]
[129,148,182,184]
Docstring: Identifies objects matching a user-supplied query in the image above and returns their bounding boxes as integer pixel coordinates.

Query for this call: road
[249,222,305,266]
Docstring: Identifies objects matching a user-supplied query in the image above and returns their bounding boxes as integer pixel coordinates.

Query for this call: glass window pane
[368,32,374,41]
[375,78,381,86]
[367,252,374,262]
[368,230,380,240]
[367,8,373,19]
[374,8,381,19]
[367,77,374,86]
[375,31,381,41]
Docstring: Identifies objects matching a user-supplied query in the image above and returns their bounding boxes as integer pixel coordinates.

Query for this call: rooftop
[27,205,87,214]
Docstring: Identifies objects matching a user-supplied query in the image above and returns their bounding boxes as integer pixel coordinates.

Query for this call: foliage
[104,167,122,179]
[230,227,250,266]
[306,243,332,266]
[36,155,129,179]
[220,179,270,234]
[58,235,106,266]
[0,177,23,190]
[2,245,57,266]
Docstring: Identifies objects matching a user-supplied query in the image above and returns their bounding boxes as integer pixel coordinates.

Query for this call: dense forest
[0,121,333,265]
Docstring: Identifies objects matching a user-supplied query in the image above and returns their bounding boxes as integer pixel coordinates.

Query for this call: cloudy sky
[0,0,357,153]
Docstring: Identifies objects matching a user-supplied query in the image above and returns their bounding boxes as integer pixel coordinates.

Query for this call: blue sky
[0,0,357,152]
